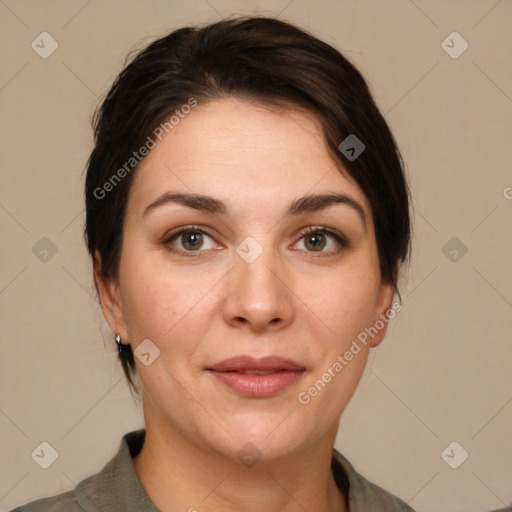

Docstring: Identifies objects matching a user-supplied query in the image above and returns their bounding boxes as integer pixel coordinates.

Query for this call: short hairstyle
[84,16,412,396]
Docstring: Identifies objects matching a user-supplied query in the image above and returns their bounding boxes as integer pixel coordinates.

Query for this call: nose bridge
[238,239,279,291]
[222,235,294,330]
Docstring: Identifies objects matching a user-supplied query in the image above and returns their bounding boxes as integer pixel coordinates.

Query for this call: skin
[95,98,396,512]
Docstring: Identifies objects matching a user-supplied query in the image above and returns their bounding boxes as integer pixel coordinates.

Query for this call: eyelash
[162,225,349,257]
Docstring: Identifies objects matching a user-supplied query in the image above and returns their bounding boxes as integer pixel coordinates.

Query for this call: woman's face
[98,98,395,461]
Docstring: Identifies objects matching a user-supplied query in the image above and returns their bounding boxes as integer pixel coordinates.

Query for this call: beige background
[1,1,511,511]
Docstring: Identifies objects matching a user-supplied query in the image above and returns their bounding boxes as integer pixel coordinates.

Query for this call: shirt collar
[75,429,158,512]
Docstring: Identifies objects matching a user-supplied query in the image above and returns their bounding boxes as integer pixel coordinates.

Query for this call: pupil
[307,234,325,251]
[183,232,202,250]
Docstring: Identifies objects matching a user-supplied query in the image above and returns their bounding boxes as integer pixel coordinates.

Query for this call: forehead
[129,98,371,217]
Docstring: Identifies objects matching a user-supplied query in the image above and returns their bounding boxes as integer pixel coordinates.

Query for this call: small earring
[115,334,122,354]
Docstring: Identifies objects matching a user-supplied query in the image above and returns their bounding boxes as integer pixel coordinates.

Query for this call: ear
[368,279,397,348]
[93,251,129,344]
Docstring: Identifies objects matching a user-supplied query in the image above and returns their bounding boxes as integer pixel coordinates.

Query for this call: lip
[208,355,305,372]
[206,356,306,398]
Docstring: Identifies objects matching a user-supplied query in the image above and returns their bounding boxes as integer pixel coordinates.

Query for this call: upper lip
[207,355,305,372]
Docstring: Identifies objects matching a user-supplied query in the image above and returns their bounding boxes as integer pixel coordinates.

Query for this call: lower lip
[209,370,305,398]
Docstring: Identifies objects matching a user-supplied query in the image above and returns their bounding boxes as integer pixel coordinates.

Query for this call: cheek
[118,250,221,349]
[296,262,379,347]
[293,263,379,415]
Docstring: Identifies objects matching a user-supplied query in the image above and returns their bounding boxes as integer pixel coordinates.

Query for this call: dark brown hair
[84,15,412,397]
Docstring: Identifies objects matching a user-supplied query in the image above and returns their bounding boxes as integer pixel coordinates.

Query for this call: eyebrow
[143,192,367,229]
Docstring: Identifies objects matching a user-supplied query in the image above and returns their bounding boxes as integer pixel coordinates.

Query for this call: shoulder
[8,465,112,512]
[333,448,416,512]
[9,430,143,512]
[9,457,119,512]
[9,451,122,512]
[8,489,81,512]
[10,429,151,512]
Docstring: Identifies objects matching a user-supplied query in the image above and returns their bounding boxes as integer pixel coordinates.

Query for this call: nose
[221,243,295,333]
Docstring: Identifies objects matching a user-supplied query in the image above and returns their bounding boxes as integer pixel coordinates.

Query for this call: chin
[213,413,310,461]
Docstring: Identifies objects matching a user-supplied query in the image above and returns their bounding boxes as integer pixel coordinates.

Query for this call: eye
[294,226,349,254]
[163,226,218,255]
[162,225,349,257]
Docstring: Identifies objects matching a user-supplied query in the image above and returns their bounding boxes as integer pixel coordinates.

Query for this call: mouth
[230,369,287,375]
[206,356,306,398]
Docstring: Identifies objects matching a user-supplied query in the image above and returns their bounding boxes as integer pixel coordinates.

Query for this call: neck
[132,406,347,512]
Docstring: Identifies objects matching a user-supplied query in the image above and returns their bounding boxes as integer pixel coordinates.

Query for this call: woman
[12,15,413,512]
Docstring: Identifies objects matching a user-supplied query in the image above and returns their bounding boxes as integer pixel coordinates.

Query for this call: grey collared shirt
[10,429,415,511]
